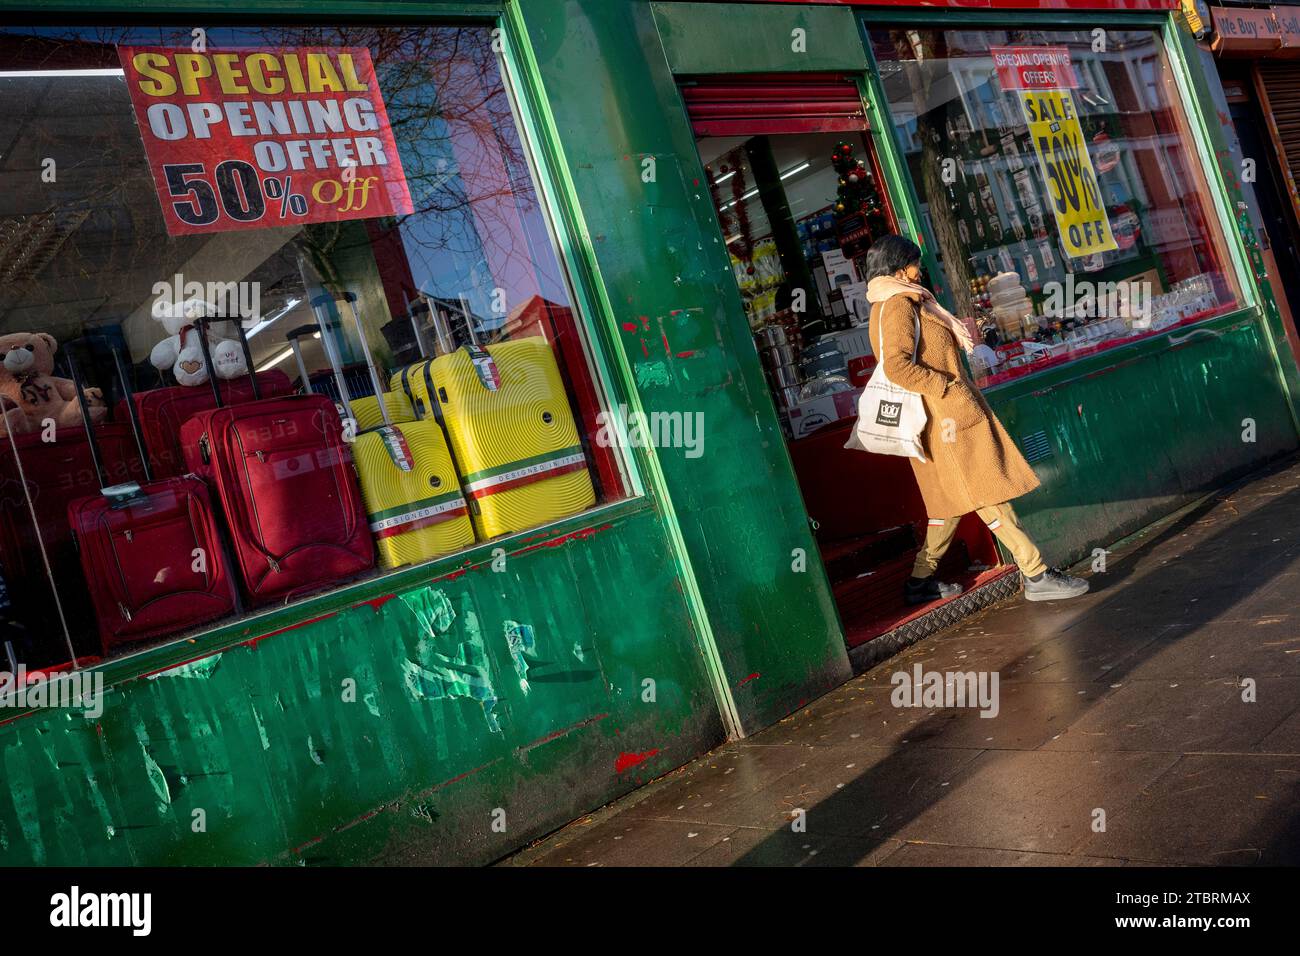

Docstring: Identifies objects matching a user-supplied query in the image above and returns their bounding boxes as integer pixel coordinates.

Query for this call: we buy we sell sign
[117,46,414,236]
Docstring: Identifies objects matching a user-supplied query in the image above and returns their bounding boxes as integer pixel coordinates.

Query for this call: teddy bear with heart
[149,298,248,387]
[0,331,107,438]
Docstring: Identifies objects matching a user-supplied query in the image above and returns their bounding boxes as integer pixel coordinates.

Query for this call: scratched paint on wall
[401,589,502,733]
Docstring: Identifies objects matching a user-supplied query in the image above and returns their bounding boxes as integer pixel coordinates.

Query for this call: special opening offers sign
[991,46,1117,259]
[117,47,414,236]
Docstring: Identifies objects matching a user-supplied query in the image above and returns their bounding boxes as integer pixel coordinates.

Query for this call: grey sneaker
[1023,568,1089,602]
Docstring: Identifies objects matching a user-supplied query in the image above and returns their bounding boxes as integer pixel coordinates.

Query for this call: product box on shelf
[787,387,862,439]
[821,248,858,289]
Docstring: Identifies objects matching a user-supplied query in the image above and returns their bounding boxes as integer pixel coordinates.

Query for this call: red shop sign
[1210,8,1283,54]
[117,46,414,236]
[1275,5,1300,54]
[989,46,1080,91]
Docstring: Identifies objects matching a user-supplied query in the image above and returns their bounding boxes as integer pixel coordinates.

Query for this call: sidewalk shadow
[729,460,1300,866]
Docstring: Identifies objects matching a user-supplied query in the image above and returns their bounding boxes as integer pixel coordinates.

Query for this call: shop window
[0,24,627,671]
[869,28,1245,387]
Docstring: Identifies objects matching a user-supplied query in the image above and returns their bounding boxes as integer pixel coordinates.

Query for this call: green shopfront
[0,0,1291,866]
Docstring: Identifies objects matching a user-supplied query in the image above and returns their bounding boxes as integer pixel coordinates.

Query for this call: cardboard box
[787,387,862,439]
[821,249,858,289]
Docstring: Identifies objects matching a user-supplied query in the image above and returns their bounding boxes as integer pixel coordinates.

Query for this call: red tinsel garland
[728,155,754,267]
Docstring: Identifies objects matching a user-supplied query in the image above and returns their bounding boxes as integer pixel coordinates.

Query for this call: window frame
[856,7,1265,400]
[0,4,655,689]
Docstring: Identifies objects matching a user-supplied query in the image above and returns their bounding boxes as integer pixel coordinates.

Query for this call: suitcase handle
[193,313,262,407]
[312,291,391,429]
[404,291,430,361]
[285,325,318,395]
[65,339,154,488]
[308,293,359,428]
[404,291,456,358]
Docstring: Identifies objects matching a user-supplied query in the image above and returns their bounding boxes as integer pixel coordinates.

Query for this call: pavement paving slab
[503,461,1300,867]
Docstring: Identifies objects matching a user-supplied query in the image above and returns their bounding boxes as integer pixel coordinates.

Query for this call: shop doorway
[681,74,1009,649]
[1218,67,1300,351]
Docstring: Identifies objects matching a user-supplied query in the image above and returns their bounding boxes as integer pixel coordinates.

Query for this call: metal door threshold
[846,569,1022,673]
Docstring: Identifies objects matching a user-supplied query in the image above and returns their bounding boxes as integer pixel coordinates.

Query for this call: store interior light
[720,160,812,211]
[0,68,125,78]
[244,298,303,339]
[256,331,320,373]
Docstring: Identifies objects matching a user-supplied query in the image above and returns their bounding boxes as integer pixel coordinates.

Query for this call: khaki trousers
[911,501,1046,580]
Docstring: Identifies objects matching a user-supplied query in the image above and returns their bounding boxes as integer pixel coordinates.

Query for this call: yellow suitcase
[427,338,595,539]
[390,361,437,420]
[311,292,476,569]
[351,420,475,569]
[351,390,416,433]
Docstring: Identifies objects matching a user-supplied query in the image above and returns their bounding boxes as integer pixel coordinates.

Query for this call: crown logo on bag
[876,400,903,427]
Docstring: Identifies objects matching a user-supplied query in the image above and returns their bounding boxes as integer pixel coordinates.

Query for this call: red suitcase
[115,370,293,478]
[0,415,146,666]
[65,345,237,653]
[179,319,373,606]
[0,423,144,571]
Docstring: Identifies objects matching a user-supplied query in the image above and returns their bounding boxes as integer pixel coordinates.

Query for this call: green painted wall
[0,506,724,865]
[2,0,1297,868]
[0,0,859,868]
[989,314,1296,566]
[653,1,870,74]
[511,0,854,732]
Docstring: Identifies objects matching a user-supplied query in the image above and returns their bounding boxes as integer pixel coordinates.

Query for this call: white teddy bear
[149,298,248,387]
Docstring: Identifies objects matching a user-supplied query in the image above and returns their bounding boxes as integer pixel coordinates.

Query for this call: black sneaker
[904,576,964,606]
[1023,567,1090,601]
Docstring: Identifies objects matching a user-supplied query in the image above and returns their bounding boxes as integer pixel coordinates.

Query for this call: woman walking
[854,234,1089,604]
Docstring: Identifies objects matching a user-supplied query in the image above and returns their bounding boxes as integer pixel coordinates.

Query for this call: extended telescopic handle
[458,295,479,347]
[110,346,152,484]
[64,348,108,491]
[309,293,357,424]
[285,325,317,394]
[338,290,393,429]
[65,338,153,488]
[404,291,430,361]
[193,311,262,406]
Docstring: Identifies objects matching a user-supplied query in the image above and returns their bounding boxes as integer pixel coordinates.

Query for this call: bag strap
[875,298,922,366]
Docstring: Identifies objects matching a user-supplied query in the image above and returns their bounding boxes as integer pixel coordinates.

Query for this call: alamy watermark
[1041,274,1151,329]
[151,273,260,321]
[890,664,1000,718]
[595,404,704,459]
[1,667,104,718]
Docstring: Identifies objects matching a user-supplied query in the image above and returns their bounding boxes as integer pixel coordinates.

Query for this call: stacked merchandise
[309,293,474,570]
[65,345,237,653]
[732,238,784,329]
[755,320,801,415]
[179,318,374,608]
[986,272,1034,342]
[392,331,596,540]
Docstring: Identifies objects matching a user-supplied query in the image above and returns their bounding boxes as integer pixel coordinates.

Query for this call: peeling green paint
[634,361,671,389]
[402,606,503,735]
[148,654,222,680]
[503,621,536,693]
[142,747,170,808]
[400,588,457,636]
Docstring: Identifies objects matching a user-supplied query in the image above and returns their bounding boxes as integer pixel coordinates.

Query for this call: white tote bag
[844,308,928,462]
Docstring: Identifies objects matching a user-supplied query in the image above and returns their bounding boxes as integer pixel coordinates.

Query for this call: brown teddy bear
[0,332,106,438]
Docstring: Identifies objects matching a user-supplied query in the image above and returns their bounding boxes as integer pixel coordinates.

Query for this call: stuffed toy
[0,332,107,438]
[149,298,247,387]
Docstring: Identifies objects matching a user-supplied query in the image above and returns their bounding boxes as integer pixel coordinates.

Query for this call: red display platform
[787,419,1007,646]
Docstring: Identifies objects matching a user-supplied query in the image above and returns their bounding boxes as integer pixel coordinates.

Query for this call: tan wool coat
[868,293,1040,519]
